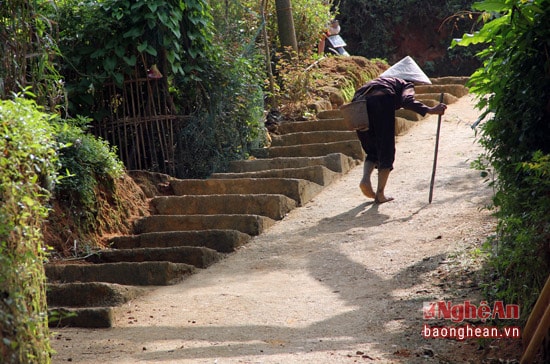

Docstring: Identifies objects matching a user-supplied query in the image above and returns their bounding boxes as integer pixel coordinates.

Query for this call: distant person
[353,57,447,203]
[318,19,349,56]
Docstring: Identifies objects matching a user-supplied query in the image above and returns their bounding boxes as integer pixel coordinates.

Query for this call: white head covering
[379,56,432,84]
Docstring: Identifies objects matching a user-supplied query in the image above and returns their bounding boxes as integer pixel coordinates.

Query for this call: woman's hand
[428,103,447,115]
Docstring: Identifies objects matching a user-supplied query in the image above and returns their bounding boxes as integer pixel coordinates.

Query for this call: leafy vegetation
[0,0,62,110]
[263,0,334,55]
[0,2,63,361]
[338,0,482,75]
[51,0,270,177]
[173,54,266,178]
[453,0,550,321]
[0,95,57,363]
[53,0,213,117]
[53,117,126,235]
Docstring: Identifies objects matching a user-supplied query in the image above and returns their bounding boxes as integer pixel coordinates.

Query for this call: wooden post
[429,93,444,203]
[521,274,550,363]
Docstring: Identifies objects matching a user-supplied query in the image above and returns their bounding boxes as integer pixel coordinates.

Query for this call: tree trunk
[275,0,298,54]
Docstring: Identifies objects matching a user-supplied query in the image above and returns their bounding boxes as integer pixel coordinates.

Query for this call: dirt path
[51,95,519,363]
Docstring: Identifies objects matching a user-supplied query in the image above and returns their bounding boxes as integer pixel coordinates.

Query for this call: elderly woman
[353,57,447,203]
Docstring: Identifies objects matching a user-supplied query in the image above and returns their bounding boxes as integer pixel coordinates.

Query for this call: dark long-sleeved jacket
[352,77,430,116]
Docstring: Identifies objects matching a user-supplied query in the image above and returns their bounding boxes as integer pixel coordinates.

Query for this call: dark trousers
[356,94,396,170]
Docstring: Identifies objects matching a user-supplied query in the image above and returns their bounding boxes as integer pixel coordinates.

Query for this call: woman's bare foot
[375,194,394,204]
[375,169,393,203]
[359,182,376,198]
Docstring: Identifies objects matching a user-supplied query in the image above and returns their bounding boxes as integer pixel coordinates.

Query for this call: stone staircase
[45,77,469,328]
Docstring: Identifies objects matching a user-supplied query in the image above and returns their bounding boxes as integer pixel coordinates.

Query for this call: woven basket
[339,101,369,131]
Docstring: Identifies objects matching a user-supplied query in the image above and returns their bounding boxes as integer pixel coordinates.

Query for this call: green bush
[174,53,265,178]
[53,116,125,235]
[453,0,550,320]
[0,95,58,364]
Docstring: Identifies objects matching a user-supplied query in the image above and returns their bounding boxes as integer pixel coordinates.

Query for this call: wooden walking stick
[429,93,444,204]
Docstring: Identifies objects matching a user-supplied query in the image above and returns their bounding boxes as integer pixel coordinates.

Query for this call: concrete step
[46,261,195,286]
[270,130,357,146]
[47,282,147,307]
[109,230,250,253]
[312,108,425,123]
[417,99,438,107]
[49,307,114,328]
[228,153,357,174]
[395,109,426,122]
[416,92,459,105]
[277,118,347,134]
[430,76,469,85]
[251,140,364,160]
[395,117,416,135]
[169,178,324,206]
[300,115,414,137]
[86,246,223,268]
[128,170,174,197]
[211,165,341,187]
[134,215,275,236]
[416,84,468,98]
[151,194,296,221]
